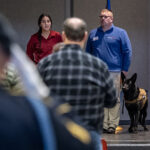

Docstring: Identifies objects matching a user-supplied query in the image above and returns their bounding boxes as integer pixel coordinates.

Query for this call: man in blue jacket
[86,9,132,134]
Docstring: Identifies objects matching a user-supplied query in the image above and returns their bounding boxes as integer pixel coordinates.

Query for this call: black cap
[0,14,16,56]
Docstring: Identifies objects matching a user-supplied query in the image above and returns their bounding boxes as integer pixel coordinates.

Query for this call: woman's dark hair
[37,13,52,47]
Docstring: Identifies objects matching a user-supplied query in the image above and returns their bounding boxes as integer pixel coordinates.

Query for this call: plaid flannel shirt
[38,44,117,133]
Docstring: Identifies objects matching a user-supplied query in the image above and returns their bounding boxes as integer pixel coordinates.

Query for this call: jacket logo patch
[106,36,116,40]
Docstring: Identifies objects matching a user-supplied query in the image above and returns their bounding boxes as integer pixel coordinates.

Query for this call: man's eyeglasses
[99,15,110,19]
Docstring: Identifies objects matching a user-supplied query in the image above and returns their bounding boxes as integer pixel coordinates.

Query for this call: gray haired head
[63,17,87,42]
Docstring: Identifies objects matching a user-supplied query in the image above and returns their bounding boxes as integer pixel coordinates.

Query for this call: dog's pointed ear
[131,73,137,83]
[121,72,126,81]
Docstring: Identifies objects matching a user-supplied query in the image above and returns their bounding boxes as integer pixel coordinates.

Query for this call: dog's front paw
[128,127,134,133]
[144,127,149,131]
[128,127,138,133]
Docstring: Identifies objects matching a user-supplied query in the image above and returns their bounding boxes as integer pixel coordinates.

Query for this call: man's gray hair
[63,17,87,42]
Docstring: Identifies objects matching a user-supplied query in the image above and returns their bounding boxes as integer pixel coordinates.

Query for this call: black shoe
[103,128,108,133]
[107,127,115,134]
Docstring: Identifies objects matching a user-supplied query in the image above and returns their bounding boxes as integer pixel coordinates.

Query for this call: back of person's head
[0,14,16,57]
[63,17,87,42]
[0,14,17,75]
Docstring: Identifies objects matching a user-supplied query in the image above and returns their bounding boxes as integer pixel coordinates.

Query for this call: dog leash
[121,97,125,114]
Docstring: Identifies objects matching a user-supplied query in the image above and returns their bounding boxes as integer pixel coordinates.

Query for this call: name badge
[92,36,99,41]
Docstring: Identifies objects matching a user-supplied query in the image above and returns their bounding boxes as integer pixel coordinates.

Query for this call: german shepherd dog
[121,72,148,133]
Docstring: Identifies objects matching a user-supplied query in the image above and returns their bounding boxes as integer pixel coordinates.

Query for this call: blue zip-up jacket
[86,25,132,72]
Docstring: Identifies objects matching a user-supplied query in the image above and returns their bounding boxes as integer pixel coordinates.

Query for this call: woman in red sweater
[26,13,62,64]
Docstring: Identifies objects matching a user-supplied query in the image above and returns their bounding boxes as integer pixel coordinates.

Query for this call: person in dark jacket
[0,14,95,150]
